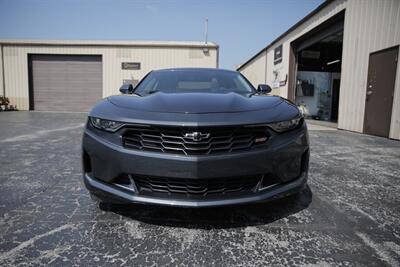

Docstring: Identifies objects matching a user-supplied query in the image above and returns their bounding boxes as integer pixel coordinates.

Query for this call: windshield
[134,69,255,96]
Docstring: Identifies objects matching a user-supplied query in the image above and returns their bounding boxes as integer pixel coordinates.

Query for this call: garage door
[29,55,102,111]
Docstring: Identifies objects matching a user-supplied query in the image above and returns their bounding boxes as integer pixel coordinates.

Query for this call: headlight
[267,117,303,133]
[89,117,124,132]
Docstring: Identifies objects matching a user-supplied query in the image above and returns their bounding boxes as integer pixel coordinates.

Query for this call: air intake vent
[133,175,262,199]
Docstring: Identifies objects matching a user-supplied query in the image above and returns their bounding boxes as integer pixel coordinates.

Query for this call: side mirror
[119,84,134,94]
[257,84,272,94]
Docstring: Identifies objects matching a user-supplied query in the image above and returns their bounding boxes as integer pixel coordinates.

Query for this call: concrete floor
[0,111,399,266]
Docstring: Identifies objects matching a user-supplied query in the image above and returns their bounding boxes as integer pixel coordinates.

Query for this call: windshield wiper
[147,90,159,95]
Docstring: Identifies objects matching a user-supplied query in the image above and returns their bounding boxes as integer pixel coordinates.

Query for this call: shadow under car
[102,186,313,229]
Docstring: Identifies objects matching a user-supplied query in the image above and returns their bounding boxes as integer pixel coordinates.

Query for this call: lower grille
[133,175,263,199]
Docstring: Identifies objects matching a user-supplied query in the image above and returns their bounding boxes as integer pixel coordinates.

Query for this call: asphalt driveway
[0,112,399,266]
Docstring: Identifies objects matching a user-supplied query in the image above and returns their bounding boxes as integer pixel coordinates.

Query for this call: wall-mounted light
[327,59,341,66]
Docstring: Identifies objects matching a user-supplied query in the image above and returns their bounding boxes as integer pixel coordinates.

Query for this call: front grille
[122,126,269,156]
[134,175,262,199]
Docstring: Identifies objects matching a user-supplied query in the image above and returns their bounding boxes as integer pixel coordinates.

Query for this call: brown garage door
[29,55,102,112]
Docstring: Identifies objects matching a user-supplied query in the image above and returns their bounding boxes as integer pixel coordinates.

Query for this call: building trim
[0,39,219,49]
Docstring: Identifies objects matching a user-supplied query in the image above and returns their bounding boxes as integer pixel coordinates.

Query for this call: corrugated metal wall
[239,51,267,87]
[391,57,400,139]
[0,45,4,97]
[339,0,400,139]
[239,0,400,140]
[2,44,218,110]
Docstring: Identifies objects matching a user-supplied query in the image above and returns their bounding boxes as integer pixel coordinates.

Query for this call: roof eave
[0,39,219,49]
[237,0,335,71]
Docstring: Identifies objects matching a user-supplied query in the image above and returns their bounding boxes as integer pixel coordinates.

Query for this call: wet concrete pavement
[0,112,399,266]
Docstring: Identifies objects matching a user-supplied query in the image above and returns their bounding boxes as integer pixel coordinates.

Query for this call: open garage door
[291,12,344,123]
[29,55,102,112]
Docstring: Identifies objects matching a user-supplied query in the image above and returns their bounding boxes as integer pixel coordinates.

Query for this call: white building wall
[0,45,3,97]
[239,51,267,88]
[391,59,400,140]
[239,0,400,140]
[265,49,275,94]
[339,0,400,138]
[1,43,218,110]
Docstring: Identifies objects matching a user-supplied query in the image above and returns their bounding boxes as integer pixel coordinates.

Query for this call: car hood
[107,92,283,114]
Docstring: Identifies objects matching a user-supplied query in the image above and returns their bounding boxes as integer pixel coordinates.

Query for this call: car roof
[153,68,239,74]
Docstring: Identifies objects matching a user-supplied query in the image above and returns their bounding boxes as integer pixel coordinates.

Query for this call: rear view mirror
[257,84,272,94]
[119,84,134,94]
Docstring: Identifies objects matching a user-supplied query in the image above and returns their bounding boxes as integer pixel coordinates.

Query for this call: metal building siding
[3,45,105,110]
[265,49,276,92]
[339,0,400,138]
[2,44,218,110]
[239,51,267,88]
[101,46,218,97]
[391,59,400,140]
[0,45,3,96]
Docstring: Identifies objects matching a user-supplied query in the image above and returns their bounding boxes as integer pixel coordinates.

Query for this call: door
[29,55,102,112]
[363,46,398,137]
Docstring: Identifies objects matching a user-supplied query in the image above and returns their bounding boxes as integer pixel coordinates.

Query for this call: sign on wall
[274,45,283,65]
[121,62,141,70]
[271,70,287,89]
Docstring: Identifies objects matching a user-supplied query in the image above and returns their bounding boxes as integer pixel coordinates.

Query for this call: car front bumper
[82,123,309,207]
[83,171,307,207]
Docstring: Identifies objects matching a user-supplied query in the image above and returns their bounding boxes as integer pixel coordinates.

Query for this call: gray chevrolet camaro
[82,68,309,208]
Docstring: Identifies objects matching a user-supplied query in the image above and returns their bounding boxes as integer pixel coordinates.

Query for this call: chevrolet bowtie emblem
[184,132,210,141]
